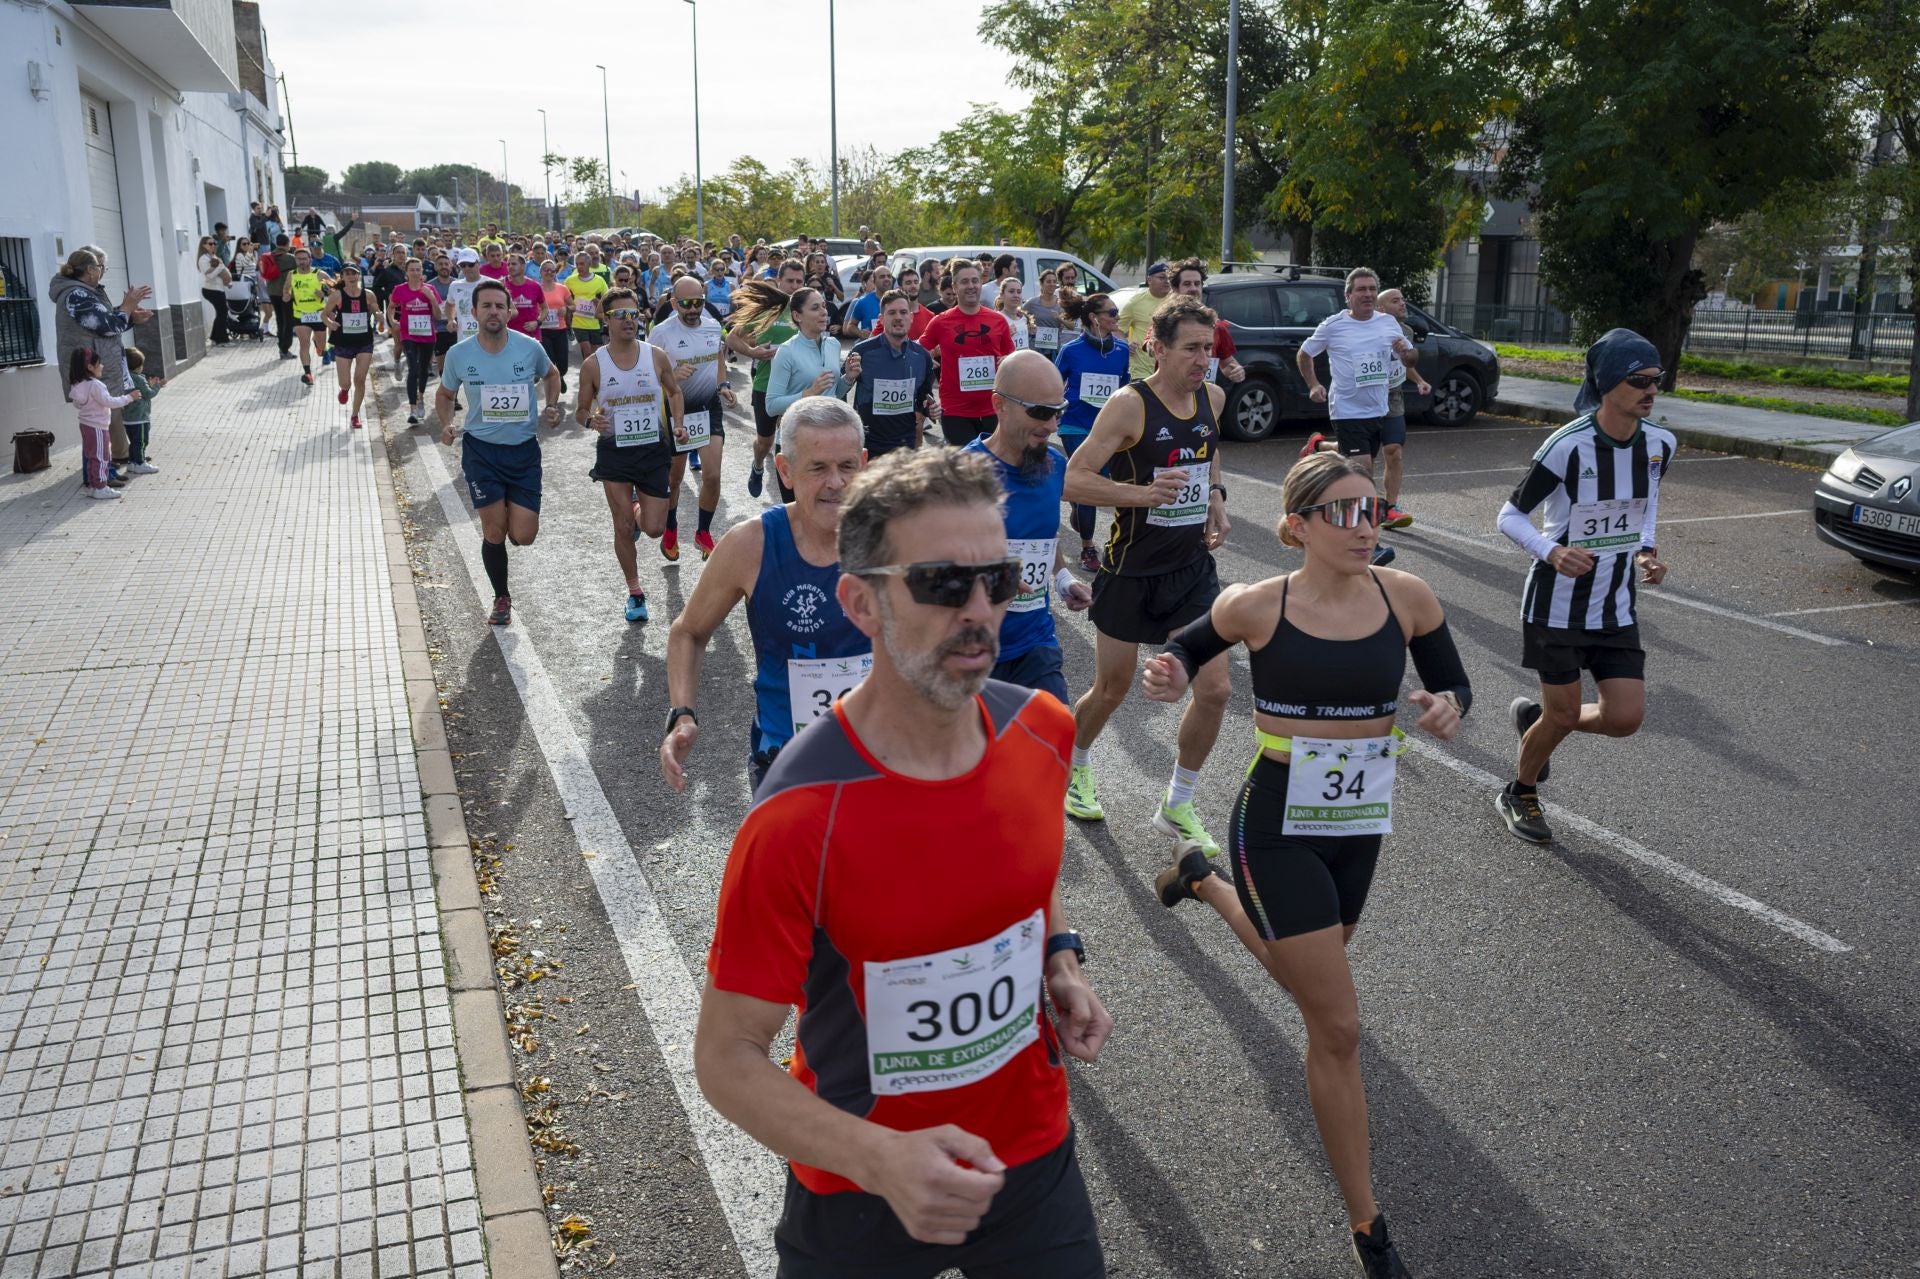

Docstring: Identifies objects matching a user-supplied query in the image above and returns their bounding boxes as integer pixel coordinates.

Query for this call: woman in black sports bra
[1139,451,1472,1279]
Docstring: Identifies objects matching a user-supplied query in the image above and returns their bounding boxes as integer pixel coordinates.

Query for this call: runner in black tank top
[1059,295,1234,853]
[323,265,382,430]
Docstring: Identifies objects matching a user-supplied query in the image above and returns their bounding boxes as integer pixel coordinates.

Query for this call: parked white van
[887,246,1123,295]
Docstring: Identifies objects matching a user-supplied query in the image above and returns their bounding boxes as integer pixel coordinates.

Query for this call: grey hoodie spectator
[48,247,151,464]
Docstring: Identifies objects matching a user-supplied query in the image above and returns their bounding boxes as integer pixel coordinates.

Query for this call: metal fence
[0,238,41,369]
[1684,309,1914,362]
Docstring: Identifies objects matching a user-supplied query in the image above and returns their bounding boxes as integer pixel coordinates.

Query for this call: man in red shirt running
[695,448,1112,1278]
[921,260,1014,447]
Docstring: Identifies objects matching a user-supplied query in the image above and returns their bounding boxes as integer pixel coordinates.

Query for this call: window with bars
[0,238,42,369]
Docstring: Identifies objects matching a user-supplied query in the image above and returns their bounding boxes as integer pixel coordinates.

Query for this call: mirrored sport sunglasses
[858,559,1022,608]
[1294,495,1386,529]
[674,297,706,308]
[996,391,1069,420]
[1621,372,1662,389]
[604,307,642,319]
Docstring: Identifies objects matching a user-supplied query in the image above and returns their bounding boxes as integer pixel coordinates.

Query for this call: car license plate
[1851,503,1920,536]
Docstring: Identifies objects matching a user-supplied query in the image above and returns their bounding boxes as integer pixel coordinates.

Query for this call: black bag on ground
[12,430,54,474]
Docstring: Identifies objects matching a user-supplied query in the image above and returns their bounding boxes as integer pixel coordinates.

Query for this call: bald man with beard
[961,350,1093,705]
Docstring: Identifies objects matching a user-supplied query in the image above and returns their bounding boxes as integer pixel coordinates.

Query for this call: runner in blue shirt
[1053,291,1131,573]
[962,350,1093,704]
[435,279,563,627]
[849,289,936,458]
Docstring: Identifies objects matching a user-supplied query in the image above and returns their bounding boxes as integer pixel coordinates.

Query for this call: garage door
[81,92,130,301]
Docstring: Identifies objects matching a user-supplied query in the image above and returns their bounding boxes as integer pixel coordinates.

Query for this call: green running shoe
[1064,766,1105,821]
[1151,800,1220,855]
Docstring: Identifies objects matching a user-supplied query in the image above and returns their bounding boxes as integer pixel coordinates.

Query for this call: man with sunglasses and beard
[660,397,871,796]
[575,286,688,623]
[1494,329,1673,845]
[1063,296,1232,852]
[695,446,1111,1279]
[653,275,735,560]
[962,351,1093,706]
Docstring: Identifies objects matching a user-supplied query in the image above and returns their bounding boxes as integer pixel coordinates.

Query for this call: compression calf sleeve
[481,538,509,598]
[1408,620,1471,714]
[1164,611,1232,680]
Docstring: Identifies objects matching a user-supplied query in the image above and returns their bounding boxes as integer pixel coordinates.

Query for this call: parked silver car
[1812,422,1920,572]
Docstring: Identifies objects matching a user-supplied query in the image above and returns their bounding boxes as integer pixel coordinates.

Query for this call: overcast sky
[262,0,1025,198]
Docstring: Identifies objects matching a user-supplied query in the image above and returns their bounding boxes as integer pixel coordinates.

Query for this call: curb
[367,394,562,1279]
[1492,398,1848,469]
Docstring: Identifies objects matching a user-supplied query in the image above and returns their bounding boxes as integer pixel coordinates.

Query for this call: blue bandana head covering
[1574,328,1662,412]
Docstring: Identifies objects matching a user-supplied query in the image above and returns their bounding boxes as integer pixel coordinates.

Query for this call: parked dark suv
[1200,270,1501,442]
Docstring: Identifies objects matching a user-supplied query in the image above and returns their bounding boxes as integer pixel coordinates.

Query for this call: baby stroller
[225,275,266,341]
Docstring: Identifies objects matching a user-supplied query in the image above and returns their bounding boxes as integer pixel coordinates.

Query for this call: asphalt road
[378,356,1919,1279]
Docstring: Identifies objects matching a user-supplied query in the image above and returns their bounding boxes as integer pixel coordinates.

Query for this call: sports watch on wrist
[664,705,698,736]
[1045,930,1086,965]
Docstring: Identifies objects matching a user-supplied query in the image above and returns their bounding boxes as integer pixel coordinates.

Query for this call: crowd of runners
[321,217,1671,1278]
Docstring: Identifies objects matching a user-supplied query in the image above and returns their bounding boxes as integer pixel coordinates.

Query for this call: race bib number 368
[863,909,1046,1096]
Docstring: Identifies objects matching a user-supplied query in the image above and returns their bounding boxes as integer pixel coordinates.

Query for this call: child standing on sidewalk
[122,348,165,475]
[68,348,140,501]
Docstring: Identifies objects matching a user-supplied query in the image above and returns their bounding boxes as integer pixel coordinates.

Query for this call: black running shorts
[1088,555,1220,646]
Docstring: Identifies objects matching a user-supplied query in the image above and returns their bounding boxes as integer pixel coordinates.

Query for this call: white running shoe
[126,462,159,475]
[87,486,121,500]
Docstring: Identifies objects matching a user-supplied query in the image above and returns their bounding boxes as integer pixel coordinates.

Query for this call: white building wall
[0,3,281,448]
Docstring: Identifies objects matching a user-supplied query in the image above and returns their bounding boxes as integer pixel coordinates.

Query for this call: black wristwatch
[1045,931,1086,965]
[1209,483,1227,500]
[664,705,698,736]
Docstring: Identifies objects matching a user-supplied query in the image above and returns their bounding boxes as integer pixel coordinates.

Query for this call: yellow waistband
[1252,725,1408,759]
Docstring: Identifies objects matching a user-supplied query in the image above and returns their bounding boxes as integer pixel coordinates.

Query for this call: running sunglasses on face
[1294,495,1386,528]
[605,307,642,319]
[1622,372,1663,389]
[858,559,1022,607]
[675,297,705,308]
[996,392,1069,420]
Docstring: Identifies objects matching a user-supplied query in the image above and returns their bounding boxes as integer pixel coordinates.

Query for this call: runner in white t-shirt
[1296,268,1426,565]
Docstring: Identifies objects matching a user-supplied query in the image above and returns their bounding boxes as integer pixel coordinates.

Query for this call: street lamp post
[499,139,511,238]
[685,0,703,243]
[538,107,554,232]
[597,64,613,229]
[1221,0,1239,269]
[828,0,840,236]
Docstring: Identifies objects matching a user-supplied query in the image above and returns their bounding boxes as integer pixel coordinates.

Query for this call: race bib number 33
[863,909,1046,1096]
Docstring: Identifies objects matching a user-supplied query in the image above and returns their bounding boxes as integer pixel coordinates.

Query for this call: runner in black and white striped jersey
[1493,328,1673,844]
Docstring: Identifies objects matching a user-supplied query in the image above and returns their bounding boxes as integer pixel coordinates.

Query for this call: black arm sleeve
[1408,621,1472,714]
[1163,611,1233,680]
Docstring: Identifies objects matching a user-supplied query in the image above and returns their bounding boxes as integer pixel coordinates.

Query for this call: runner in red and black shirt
[921,260,1014,448]
[696,447,1111,1279]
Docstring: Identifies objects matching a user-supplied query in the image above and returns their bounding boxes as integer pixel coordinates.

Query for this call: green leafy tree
[1493,0,1848,382]
[340,161,403,194]
[1262,0,1504,303]
[402,164,492,200]
[285,165,329,197]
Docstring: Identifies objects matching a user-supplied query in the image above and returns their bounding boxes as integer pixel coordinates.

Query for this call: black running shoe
[1154,841,1227,909]
[1509,695,1550,783]
[1352,1214,1412,1278]
[1495,785,1552,844]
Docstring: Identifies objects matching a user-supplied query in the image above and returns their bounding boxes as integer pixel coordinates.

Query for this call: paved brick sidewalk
[0,350,485,1277]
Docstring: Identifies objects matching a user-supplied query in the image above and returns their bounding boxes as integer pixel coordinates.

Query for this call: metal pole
[686,0,703,242]
[597,64,613,228]
[277,73,298,185]
[829,0,839,236]
[499,139,511,238]
[1220,0,1239,269]
[539,108,553,232]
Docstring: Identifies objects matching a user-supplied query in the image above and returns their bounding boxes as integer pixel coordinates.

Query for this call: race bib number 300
[1146,461,1210,528]
[1282,734,1401,836]
[863,909,1045,1096]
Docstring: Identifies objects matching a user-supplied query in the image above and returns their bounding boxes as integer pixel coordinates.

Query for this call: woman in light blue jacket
[765,287,857,417]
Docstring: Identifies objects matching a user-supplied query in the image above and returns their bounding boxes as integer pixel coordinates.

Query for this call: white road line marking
[416,438,782,1275]
[1770,598,1920,617]
[1406,740,1852,954]
[1659,509,1806,524]
[1406,424,1549,435]
[1640,588,1850,646]
[1230,471,1852,645]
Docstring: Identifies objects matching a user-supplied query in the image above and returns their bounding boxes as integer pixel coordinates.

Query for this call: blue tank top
[962,437,1066,661]
[747,505,871,756]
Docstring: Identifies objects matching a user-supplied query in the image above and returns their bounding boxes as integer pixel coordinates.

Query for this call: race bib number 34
[863,909,1046,1096]
[1282,734,1401,836]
